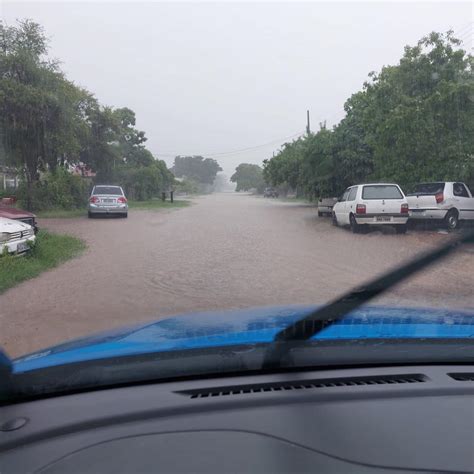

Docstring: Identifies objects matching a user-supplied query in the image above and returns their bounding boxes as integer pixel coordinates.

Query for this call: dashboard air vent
[448,373,474,382]
[177,374,427,399]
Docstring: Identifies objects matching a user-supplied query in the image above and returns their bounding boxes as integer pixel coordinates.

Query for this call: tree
[299,126,338,198]
[263,136,308,193]
[262,30,473,197]
[0,19,177,209]
[231,163,265,192]
[355,31,474,188]
[0,20,62,207]
[171,156,222,185]
[114,159,174,201]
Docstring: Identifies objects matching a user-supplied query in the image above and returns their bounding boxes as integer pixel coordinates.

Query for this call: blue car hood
[12,305,474,373]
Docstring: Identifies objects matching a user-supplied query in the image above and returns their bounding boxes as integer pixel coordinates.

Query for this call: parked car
[332,183,409,234]
[406,182,474,230]
[0,217,36,255]
[88,185,128,218]
[317,197,338,217]
[263,187,279,198]
[0,198,38,234]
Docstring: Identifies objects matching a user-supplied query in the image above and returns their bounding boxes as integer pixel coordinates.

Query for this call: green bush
[0,189,15,200]
[17,168,89,211]
[175,178,200,195]
[112,161,173,201]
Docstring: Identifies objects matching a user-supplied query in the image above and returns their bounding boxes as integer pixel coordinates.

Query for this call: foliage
[35,208,86,218]
[0,19,176,210]
[231,163,265,192]
[263,31,474,197]
[128,199,190,210]
[172,156,222,185]
[112,159,174,201]
[17,167,89,211]
[174,178,201,195]
[0,231,85,294]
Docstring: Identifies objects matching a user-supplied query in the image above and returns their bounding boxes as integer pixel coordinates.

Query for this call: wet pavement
[1,193,473,357]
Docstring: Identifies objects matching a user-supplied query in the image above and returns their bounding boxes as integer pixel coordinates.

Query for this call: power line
[458,29,473,42]
[454,24,473,42]
[454,21,474,37]
[154,130,304,158]
[458,24,473,36]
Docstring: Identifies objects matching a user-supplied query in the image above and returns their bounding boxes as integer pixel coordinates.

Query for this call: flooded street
[1,193,472,357]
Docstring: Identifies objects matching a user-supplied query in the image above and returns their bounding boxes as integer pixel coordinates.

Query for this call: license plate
[103,199,113,203]
[376,216,391,222]
[17,242,29,253]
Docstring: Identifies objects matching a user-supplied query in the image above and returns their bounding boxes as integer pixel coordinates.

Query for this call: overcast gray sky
[1,1,472,175]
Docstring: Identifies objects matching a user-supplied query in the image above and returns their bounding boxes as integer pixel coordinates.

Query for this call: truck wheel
[445,209,459,231]
[395,224,407,234]
[350,214,360,233]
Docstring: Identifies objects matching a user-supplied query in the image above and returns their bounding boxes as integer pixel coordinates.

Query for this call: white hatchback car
[332,184,409,234]
[0,217,36,255]
[406,182,474,230]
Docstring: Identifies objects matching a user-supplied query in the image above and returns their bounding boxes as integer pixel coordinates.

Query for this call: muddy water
[1,193,472,357]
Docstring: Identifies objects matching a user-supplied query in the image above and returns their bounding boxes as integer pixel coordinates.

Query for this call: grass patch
[34,200,191,217]
[128,199,191,210]
[0,231,86,294]
[36,208,86,218]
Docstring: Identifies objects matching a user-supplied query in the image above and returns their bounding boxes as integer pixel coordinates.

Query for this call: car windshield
[362,185,403,200]
[0,1,473,396]
[93,186,123,195]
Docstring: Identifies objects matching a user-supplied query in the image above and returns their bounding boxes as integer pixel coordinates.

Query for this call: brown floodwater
[1,193,472,357]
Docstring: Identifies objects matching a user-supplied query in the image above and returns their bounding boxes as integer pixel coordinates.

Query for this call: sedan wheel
[332,212,338,226]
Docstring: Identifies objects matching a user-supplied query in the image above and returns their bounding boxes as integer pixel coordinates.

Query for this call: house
[69,163,96,178]
[0,165,20,191]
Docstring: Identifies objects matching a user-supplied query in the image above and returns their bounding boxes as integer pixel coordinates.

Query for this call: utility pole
[306,110,311,135]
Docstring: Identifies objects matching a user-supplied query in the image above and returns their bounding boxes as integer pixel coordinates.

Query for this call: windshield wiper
[262,229,474,369]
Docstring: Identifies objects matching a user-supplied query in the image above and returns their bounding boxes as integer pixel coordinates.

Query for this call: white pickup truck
[406,182,474,230]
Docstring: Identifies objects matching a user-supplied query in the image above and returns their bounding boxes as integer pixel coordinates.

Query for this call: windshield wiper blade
[262,229,474,369]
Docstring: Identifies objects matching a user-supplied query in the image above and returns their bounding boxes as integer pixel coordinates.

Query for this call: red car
[0,197,38,233]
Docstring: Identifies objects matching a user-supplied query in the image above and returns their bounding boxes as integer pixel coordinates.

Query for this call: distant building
[0,165,20,191]
[70,163,96,178]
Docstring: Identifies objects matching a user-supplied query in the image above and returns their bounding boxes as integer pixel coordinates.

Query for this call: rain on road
[1,193,472,357]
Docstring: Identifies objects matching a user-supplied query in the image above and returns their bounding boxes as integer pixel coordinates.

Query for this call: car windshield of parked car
[0,1,473,392]
[362,185,403,200]
[93,186,123,195]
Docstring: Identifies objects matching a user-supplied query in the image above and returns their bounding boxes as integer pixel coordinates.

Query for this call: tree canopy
[0,19,174,207]
[263,31,474,198]
[231,163,265,192]
[172,156,222,185]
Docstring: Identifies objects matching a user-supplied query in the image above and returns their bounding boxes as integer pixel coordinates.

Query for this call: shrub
[112,162,173,201]
[17,168,89,211]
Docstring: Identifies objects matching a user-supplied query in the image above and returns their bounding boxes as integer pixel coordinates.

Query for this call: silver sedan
[88,185,128,218]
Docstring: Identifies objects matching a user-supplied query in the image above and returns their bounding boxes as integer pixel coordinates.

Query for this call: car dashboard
[1,365,473,473]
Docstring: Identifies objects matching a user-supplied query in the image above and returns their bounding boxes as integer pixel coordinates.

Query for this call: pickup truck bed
[317,197,337,217]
